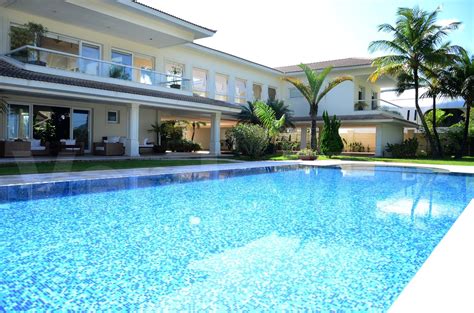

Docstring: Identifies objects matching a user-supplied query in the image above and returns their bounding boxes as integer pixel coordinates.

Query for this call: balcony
[5,45,191,92]
[354,98,404,117]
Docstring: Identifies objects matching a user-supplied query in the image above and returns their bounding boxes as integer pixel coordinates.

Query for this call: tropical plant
[441,49,474,157]
[109,65,130,80]
[149,120,187,150]
[189,121,206,141]
[320,111,344,157]
[348,141,366,152]
[297,148,318,160]
[385,138,419,158]
[354,100,369,111]
[368,6,460,158]
[253,101,286,144]
[227,123,268,159]
[10,22,47,63]
[238,99,294,128]
[424,109,453,133]
[283,65,352,150]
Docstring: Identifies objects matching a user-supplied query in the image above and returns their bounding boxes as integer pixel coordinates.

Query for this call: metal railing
[5,45,191,91]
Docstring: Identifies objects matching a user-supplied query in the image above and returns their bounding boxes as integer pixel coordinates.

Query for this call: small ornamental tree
[320,111,344,157]
[228,123,268,159]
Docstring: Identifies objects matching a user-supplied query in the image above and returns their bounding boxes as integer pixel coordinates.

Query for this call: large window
[253,84,262,100]
[111,50,133,80]
[268,87,277,101]
[215,73,228,101]
[192,68,208,97]
[358,86,366,101]
[7,104,30,139]
[371,91,378,109]
[80,43,101,75]
[134,54,154,84]
[235,78,247,104]
[165,61,185,89]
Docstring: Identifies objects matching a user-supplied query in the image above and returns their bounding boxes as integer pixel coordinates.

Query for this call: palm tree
[190,121,206,141]
[368,7,460,158]
[253,101,286,144]
[238,99,294,128]
[442,48,474,157]
[283,64,352,150]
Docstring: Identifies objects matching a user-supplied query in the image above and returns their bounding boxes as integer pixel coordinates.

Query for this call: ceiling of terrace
[2,0,210,48]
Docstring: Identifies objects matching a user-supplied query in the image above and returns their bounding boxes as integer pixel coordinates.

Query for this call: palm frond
[282,76,313,103]
[316,75,353,104]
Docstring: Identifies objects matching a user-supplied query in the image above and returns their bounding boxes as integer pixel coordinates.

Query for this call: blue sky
[141,0,473,67]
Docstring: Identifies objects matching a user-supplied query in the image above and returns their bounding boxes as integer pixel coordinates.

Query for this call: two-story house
[0,0,417,157]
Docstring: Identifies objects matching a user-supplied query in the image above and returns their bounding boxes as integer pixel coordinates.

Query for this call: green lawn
[269,154,474,166]
[0,159,233,176]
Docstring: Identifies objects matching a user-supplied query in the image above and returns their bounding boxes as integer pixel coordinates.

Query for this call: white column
[300,127,307,150]
[375,125,384,157]
[156,110,162,146]
[228,76,235,104]
[246,80,254,102]
[208,70,216,99]
[125,103,140,156]
[209,112,221,155]
[262,84,269,101]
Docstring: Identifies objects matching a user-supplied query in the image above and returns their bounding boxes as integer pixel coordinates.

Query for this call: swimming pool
[1,165,473,310]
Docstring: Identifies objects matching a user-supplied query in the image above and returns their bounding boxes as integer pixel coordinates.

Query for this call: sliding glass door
[72,109,91,151]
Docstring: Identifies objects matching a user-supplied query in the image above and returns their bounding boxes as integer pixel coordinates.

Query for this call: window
[7,104,30,139]
[192,68,208,97]
[268,87,277,101]
[371,91,378,109]
[253,84,262,100]
[111,50,132,80]
[407,110,410,120]
[165,61,185,89]
[80,43,101,75]
[235,78,247,104]
[134,54,154,85]
[289,87,303,98]
[358,86,366,101]
[414,110,417,121]
[215,73,228,101]
[107,110,119,124]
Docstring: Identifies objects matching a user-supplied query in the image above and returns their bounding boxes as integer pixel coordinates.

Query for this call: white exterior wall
[0,7,284,105]
[375,124,404,157]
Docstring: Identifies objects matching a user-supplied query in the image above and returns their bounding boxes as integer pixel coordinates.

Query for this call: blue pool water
[1,165,473,311]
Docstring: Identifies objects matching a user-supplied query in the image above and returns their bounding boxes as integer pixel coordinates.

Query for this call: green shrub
[167,139,201,152]
[385,138,418,158]
[228,124,268,158]
[297,148,318,158]
[320,111,344,157]
[348,141,365,152]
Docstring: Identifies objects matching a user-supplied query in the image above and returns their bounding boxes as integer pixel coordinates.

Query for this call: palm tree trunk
[458,100,472,158]
[432,96,443,157]
[414,68,438,157]
[191,125,196,141]
[311,110,317,150]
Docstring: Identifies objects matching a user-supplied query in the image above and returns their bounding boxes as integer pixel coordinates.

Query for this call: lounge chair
[93,136,125,156]
[30,139,50,156]
[139,138,154,154]
[59,139,84,155]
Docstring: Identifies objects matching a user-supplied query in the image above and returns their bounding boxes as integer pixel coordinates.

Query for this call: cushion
[31,146,46,151]
[31,139,41,148]
[143,138,149,145]
[108,136,120,143]
[65,147,80,151]
[61,139,76,145]
[119,137,126,144]
[95,146,105,151]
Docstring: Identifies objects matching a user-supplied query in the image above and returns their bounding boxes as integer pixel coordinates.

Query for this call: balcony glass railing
[354,98,403,117]
[6,45,191,91]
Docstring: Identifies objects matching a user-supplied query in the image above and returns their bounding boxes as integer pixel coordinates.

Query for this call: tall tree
[283,65,352,150]
[442,49,474,157]
[190,121,206,141]
[368,7,460,158]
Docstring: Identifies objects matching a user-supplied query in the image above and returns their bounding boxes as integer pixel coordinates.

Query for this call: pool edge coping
[1,159,474,187]
[389,199,474,312]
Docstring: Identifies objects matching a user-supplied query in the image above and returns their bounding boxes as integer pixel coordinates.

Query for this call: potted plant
[297,148,318,160]
[354,100,369,111]
[169,65,182,89]
[10,22,48,66]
